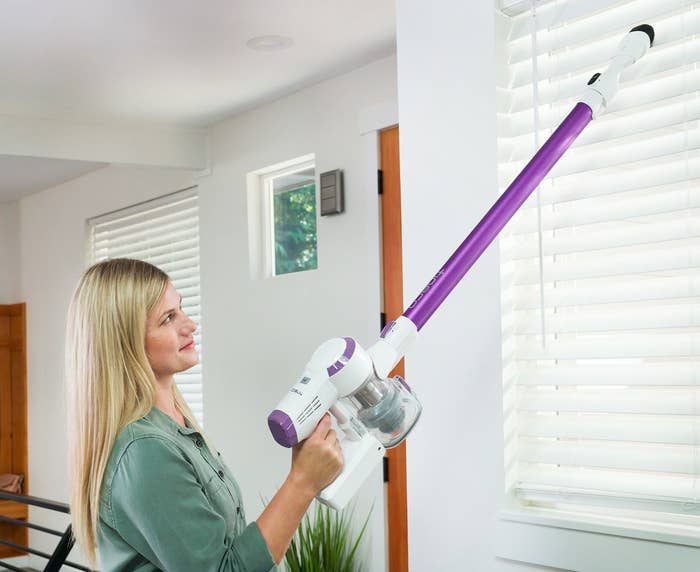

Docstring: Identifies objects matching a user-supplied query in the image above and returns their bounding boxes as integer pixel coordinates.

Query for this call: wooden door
[380,127,409,572]
[0,303,28,558]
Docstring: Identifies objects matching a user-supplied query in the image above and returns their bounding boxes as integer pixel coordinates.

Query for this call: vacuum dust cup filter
[313,336,422,448]
[348,373,422,448]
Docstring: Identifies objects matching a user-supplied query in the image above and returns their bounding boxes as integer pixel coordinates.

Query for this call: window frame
[495,0,700,557]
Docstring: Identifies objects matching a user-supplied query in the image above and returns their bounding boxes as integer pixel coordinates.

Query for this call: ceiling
[0,0,396,202]
[1,0,395,127]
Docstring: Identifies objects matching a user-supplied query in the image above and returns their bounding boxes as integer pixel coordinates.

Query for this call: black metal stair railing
[0,490,94,572]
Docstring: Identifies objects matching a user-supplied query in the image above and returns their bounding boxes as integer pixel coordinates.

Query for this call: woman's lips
[180,340,195,351]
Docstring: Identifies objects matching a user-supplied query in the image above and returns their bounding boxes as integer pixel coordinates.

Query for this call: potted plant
[284,501,372,572]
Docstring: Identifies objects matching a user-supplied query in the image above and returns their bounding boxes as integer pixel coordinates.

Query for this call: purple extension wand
[267,25,655,510]
[404,25,654,331]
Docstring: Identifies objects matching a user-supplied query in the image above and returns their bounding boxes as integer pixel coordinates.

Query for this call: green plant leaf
[283,500,372,572]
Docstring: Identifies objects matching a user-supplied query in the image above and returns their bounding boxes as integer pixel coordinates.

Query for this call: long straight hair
[65,258,204,568]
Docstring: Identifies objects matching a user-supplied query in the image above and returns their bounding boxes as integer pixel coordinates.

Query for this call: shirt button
[236,507,241,514]
[218,470,224,479]
[195,439,202,448]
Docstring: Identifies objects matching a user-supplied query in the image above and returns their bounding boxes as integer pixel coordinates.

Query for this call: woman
[66,258,343,571]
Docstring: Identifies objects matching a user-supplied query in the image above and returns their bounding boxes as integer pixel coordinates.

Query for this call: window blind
[87,187,204,425]
[499,0,700,520]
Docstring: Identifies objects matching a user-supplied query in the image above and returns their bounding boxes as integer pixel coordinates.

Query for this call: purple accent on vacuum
[268,409,298,447]
[395,375,411,392]
[403,102,593,331]
[380,320,396,338]
[327,337,356,377]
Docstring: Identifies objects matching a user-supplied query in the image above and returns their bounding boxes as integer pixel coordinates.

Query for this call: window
[499,0,700,529]
[87,187,204,425]
[261,160,317,276]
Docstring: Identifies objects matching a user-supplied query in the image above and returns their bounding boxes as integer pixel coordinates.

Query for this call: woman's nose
[178,313,197,334]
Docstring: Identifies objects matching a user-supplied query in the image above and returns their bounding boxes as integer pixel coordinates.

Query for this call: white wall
[19,55,397,571]
[396,1,507,569]
[0,201,20,303]
[396,2,700,572]
[198,54,397,572]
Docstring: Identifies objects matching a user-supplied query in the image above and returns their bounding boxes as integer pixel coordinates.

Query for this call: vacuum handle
[317,433,385,510]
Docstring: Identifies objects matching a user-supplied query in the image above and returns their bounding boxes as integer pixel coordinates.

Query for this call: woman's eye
[163,313,174,324]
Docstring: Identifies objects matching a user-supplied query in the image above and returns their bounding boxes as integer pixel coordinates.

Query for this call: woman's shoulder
[104,414,185,487]
[102,413,190,483]
[99,416,190,528]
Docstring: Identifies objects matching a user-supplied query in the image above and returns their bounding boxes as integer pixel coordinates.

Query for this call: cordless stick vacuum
[268,25,655,510]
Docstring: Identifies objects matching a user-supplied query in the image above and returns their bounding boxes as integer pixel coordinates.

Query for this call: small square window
[264,164,318,276]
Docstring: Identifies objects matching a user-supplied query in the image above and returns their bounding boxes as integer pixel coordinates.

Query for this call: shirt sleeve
[108,436,276,572]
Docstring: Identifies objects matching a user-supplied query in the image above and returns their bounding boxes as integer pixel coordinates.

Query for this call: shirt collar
[146,406,199,436]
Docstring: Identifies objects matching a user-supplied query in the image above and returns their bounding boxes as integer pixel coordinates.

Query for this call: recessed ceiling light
[246,35,294,51]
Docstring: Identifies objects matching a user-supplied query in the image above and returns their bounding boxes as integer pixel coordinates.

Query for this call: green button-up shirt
[97,407,276,572]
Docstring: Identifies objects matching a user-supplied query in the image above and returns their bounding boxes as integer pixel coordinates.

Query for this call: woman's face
[145,282,199,382]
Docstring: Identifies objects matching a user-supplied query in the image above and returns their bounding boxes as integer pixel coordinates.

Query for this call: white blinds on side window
[88,187,203,425]
[500,0,700,517]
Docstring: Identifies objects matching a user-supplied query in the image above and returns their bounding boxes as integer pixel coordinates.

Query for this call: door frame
[0,303,28,559]
[379,126,409,572]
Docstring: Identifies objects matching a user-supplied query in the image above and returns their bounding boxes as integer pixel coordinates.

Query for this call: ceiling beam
[0,114,208,170]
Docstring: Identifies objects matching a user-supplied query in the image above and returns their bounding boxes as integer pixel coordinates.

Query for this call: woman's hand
[258,413,344,563]
[288,413,344,497]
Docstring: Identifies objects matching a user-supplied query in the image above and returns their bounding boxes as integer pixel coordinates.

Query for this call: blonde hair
[65,258,204,567]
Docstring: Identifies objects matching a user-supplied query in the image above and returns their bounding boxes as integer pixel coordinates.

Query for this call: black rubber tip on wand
[630,24,655,46]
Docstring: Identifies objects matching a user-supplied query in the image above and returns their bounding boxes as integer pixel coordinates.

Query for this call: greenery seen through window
[273,183,318,275]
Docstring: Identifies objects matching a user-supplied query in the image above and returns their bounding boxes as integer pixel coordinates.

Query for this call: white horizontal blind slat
[518,438,700,474]
[519,412,700,445]
[500,1,700,520]
[512,303,700,333]
[513,335,700,360]
[93,219,199,253]
[511,240,700,283]
[508,182,700,233]
[510,273,700,309]
[503,215,700,260]
[517,387,700,415]
[509,1,697,63]
[95,238,200,263]
[92,204,198,234]
[518,465,699,505]
[88,187,204,425]
[508,0,687,43]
